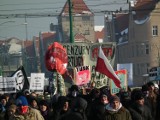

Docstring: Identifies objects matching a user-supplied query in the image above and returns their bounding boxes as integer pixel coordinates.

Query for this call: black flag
[10,66,29,92]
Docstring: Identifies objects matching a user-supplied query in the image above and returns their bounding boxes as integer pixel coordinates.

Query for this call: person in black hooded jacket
[87,92,109,120]
[52,96,71,120]
[128,91,153,120]
[59,97,87,120]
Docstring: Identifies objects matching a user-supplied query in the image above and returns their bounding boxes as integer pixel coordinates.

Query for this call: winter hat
[147,82,154,87]
[39,100,49,107]
[8,104,17,111]
[0,95,7,100]
[121,91,130,99]
[58,96,69,105]
[70,85,79,92]
[109,95,120,103]
[57,96,69,109]
[71,97,87,111]
[142,84,149,92]
[134,92,144,101]
[16,96,28,107]
[154,83,159,89]
[29,96,38,105]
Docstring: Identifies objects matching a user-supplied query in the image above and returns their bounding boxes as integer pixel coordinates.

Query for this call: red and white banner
[74,66,90,86]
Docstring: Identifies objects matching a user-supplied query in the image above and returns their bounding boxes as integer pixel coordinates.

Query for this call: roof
[60,0,93,16]
[131,0,157,20]
[41,32,56,39]
[95,27,104,42]
[113,13,129,33]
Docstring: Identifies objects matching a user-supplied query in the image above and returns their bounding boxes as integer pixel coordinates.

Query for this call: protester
[52,96,70,120]
[59,97,88,120]
[87,91,109,120]
[29,97,39,109]
[0,95,7,110]
[128,91,152,120]
[67,85,80,99]
[0,103,6,120]
[14,95,44,120]
[147,82,158,120]
[4,104,17,120]
[103,95,132,120]
[120,91,132,109]
[67,85,81,108]
[154,83,159,95]
[39,99,51,120]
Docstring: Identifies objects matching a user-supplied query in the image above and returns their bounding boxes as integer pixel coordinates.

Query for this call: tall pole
[68,0,74,43]
[25,15,28,41]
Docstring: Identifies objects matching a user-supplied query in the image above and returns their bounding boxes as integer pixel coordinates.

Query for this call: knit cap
[16,96,28,107]
[109,95,120,103]
[134,92,144,101]
[8,104,17,111]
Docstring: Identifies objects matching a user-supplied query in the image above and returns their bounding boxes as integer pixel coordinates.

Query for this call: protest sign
[30,73,45,93]
[62,42,116,88]
[74,66,91,86]
[110,69,128,94]
[0,77,16,93]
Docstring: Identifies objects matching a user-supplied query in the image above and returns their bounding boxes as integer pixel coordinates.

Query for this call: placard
[110,69,128,94]
[0,77,16,93]
[30,73,45,93]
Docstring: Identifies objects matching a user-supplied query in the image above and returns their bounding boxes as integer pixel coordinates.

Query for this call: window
[84,30,90,35]
[152,25,158,36]
[145,44,149,54]
[82,16,90,21]
[66,16,69,21]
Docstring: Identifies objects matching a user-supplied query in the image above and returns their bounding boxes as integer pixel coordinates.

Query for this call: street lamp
[22,22,28,41]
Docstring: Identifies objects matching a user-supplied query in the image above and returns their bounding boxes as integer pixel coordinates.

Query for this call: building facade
[58,0,95,43]
[118,0,160,86]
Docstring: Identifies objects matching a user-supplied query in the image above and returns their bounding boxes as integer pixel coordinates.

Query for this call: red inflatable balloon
[45,42,68,75]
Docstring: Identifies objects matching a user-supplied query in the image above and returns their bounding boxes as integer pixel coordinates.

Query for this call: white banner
[0,77,16,93]
[30,73,45,93]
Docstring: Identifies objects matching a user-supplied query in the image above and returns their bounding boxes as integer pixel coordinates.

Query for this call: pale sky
[0,0,129,40]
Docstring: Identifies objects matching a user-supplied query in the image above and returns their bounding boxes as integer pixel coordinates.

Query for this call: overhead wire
[0,0,160,19]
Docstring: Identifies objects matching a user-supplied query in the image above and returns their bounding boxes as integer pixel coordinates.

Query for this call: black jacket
[128,102,153,120]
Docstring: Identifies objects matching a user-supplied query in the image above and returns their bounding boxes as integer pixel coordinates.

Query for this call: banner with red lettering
[74,66,91,86]
[62,43,116,88]
[45,42,68,75]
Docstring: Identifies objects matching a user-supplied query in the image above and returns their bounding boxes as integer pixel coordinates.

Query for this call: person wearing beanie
[120,91,132,109]
[39,100,51,120]
[103,95,132,120]
[13,95,44,120]
[29,97,39,110]
[146,82,158,120]
[0,103,6,120]
[4,104,17,120]
[52,96,71,120]
[59,97,88,120]
[128,92,152,120]
[67,85,80,98]
[87,91,109,120]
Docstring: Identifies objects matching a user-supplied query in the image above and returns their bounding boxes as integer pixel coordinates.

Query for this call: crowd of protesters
[0,81,159,120]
